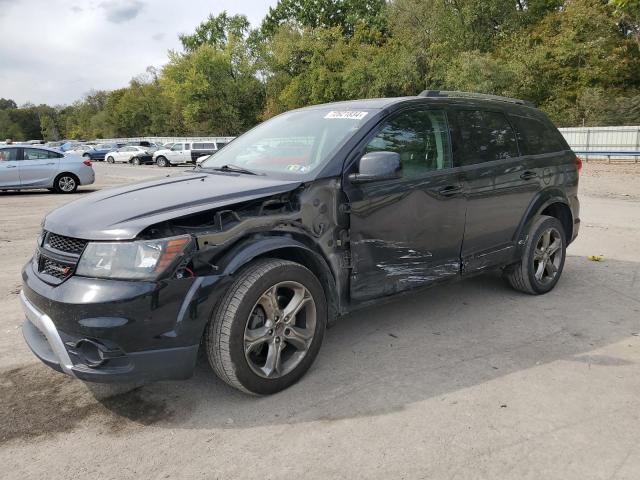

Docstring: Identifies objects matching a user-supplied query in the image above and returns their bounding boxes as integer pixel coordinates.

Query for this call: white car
[152,142,193,167]
[104,146,153,165]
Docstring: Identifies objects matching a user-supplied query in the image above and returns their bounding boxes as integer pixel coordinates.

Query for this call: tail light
[83,159,92,167]
[575,156,582,173]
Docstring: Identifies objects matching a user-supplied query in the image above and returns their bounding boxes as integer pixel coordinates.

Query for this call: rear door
[0,148,21,187]
[449,108,541,272]
[20,148,61,187]
[345,108,466,301]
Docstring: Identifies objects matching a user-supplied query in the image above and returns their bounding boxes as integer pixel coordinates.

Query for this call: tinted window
[508,114,567,155]
[452,110,518,165]
[364,109,452,179]
[0,148,19,161]
[192,143,203,149]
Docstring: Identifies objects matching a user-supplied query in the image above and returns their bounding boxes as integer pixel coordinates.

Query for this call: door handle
[520,171,538,180]
[437,185,463,197]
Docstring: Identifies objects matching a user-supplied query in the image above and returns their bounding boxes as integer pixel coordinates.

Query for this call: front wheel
[505,215,566,294]
[106,156,115,164]
[205,259,327,395]
[156,156,168,167]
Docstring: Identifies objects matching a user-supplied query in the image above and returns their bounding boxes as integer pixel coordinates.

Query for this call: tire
[132,157,141,166]
[156,156,168,167]
[205,259,327,395]
[505,215,567,295]
[82,153,90,159]
[106,156,115,164]
[53,173,78,194]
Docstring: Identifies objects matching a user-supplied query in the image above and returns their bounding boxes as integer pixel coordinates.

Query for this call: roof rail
[418,90,535,107]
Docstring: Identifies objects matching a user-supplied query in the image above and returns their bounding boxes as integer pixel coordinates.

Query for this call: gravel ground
[0,161,639,479]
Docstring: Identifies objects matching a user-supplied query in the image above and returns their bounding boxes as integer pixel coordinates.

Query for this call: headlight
[76,235,192,280]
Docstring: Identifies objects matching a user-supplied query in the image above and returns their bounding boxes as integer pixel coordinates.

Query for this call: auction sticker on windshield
[324,111,369,120]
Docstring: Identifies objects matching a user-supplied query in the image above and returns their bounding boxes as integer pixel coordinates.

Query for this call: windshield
[201,108,373,177]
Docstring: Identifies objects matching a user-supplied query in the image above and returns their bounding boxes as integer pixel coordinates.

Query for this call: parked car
[82,143,124,161]
[105,146,154,165]
[0,145,94,193]
[195,141,230,165]
[20,91,580,395]
[125,140,161,150]
[152,142,192,167]
[153,141,227,167]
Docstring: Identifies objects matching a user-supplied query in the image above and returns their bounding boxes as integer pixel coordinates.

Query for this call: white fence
[558,126,640,162]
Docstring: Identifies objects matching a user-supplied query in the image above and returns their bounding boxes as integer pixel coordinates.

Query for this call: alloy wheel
[244,281,316,379]
[58,176,76,192]
[533,227,563,285]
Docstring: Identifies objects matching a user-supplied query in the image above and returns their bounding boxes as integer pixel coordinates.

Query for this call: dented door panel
[346,171,466,301]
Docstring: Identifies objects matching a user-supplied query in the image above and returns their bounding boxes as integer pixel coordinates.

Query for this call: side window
[0,148,19,161]
[192,143,203,149]
[185,143,191,150]
[24,148,50,160]
[364,109,452,179]
[508,114,567,155]
[171,144,183,151]
[48,150,62,158]
[452,110,519,166]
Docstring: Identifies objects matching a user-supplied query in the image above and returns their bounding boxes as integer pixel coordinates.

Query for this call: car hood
[44,172,301,240]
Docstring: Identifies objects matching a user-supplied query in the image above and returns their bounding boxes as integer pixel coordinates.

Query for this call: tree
[0,98,17,110]
[262,0,387,36]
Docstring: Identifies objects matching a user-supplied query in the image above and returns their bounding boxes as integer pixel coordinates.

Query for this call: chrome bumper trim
[19,290,75,376]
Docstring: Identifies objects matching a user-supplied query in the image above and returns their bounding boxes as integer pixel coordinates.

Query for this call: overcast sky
[0,0,278,106]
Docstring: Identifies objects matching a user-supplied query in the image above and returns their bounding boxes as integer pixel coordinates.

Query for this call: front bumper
[21,260,230,383]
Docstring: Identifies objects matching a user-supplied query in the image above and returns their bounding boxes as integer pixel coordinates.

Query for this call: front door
[344,108,466,301]
[0,148,21,187]
[168,143,184,164]
[20,148,60,187]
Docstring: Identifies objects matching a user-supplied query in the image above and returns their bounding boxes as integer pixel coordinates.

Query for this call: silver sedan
[0,145,95,193]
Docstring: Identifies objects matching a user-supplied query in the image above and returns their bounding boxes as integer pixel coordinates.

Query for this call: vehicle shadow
[0,188,98,197]
[2,256,638,443]
[105,256,639,430]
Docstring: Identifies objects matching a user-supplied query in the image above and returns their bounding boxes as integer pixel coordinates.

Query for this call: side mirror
[348,151,401,184]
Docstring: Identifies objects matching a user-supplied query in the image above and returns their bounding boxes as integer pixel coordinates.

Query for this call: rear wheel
[505,215,566,294]
[53,173,78,194]
[106,156,115,164]
[156,156,168,167]
[205,259,327,395]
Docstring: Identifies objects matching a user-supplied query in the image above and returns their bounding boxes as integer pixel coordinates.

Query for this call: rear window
[508,114,568,155]
[451,109,519,166]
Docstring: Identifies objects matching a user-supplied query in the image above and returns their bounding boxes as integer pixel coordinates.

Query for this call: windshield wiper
[209,164,261,175]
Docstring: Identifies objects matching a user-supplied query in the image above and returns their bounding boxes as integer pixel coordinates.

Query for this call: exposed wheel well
[541,202,573,241]
[255,247,339,322]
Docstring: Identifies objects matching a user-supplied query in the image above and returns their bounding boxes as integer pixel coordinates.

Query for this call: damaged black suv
[21,91,580,394]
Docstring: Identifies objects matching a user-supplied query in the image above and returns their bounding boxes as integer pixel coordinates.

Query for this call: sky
[0,0,278,106]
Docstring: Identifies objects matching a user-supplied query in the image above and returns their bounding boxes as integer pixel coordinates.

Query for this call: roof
[297,92,537,113]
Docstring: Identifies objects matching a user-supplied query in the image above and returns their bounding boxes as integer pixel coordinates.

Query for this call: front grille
[38,255,74,280]
[45,232,88,255]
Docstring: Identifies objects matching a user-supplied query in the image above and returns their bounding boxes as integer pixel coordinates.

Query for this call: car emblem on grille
[49,264,71,275]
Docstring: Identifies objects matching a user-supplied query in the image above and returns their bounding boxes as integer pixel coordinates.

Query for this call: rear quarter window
[508,114,568,155]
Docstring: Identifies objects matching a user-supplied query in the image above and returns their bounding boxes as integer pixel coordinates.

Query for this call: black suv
[20,91,580,395]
